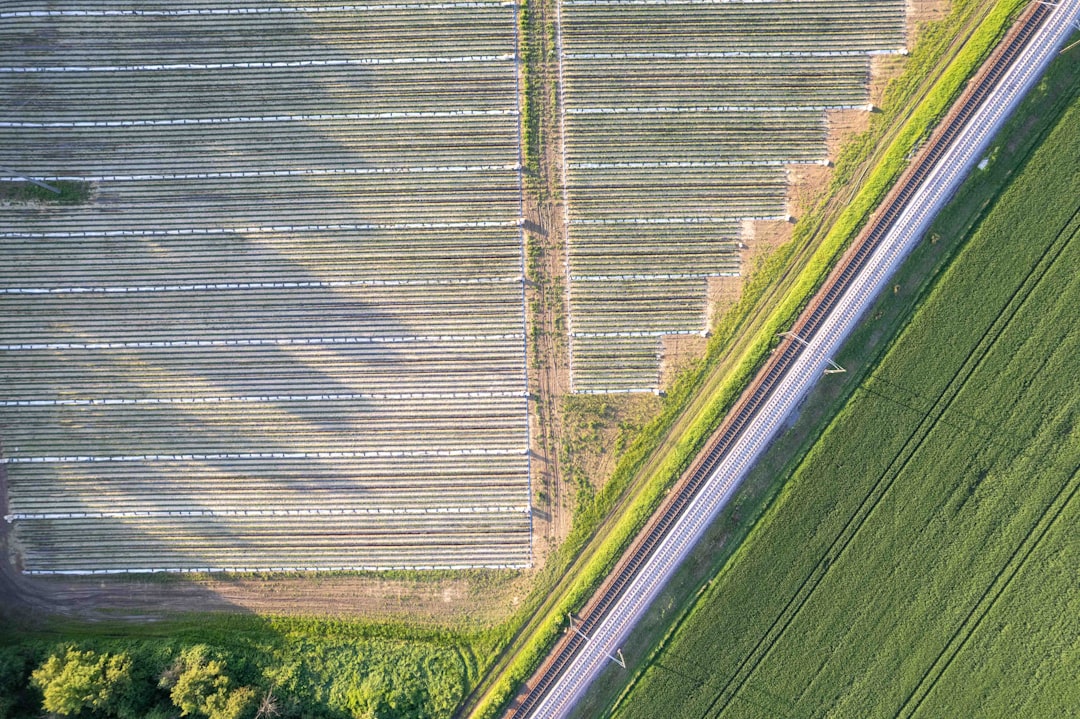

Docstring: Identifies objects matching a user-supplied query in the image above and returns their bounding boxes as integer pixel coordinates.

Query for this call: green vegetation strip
[0,614,508,719]
[467,1,1027,716]
[0,180,92,205]
[613,76,1080,719]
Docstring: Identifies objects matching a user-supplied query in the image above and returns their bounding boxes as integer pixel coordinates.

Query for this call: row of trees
[24,645,271,719]
[0,632,471,719]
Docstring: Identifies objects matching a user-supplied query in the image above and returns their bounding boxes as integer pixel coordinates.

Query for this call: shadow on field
[0,0,522,618]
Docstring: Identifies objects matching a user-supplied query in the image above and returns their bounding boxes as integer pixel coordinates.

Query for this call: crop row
[568,221,741,277]
[17,512,532,574]
[570,335,671,394]
[0,227,523,286]
[0,341,526,400]
[0,5,516,66]
[2,64,517,121]
[7,452,528,495]
[571,278,707,334]
[1,116,520,173]
[562,0,905,54]
[564,56,871,108]
[564,111,826,164]
[560,0,903,391]
[3,174,521,232]
[0,282,525,340]
[566,165,787,221]
[2,1,531,571]
[0,391,527,453]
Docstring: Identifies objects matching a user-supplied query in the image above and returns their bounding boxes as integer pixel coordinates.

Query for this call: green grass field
[609,66,1080,719]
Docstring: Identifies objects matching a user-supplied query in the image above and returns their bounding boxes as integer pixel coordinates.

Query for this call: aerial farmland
[0,0,531,573]
[5,0,1073,717]
[559,0,906,392]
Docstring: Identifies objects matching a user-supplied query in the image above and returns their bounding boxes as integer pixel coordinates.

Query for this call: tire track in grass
[898,462,1080,719]
[699,203,1080,719]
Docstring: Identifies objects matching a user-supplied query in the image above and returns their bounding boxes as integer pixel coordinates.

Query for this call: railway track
[507,2,1063,717]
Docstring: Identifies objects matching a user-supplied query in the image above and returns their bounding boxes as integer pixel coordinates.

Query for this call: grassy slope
[610,65,1080,719]
[465,1,1027,716]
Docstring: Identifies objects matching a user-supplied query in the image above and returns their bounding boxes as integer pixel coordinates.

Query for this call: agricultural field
[559,0,907,393]
[0,1,532,573]
[610,77,1080,719]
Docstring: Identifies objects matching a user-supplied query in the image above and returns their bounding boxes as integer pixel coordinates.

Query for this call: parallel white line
[0,164,520,183]
[0,390,528,407]
[571,330,698,338]
[0,276,523,295]
[0,54,515,73]
[0,447,528,465]
[25,563,532,575]
[571,159,825,169]
[570,272,736,281]
[6,506,530,521]
[566,50,904,60]
[568,104,870,114]
[0,334,524,351]
[0,219,523,239]
[0,3,516,18]
[0,108,518,128]
[572,387,659,395]
[570,216,786,225]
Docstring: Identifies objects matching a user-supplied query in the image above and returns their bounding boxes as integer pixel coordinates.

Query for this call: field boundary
[463,2,1031,716]
[700,200,1080,718]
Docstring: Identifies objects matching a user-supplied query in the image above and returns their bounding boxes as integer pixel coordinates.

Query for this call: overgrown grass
[0,613,505,719]
[519,0,542,184]
[0,180,92,205]
[611,73,1080,719]
[465,2,1028,716]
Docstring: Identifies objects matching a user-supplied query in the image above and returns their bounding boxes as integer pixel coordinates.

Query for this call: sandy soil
[706,275,743,328]
[787,163,835,218]
[740,219,795,273]
[909,0,951,42]
[659,334,709,392]
[826,109,874,162]
[524,0,573,566]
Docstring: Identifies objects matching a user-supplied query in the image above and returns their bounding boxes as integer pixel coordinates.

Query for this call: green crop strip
[519,0,542,184]
[466,1,1030,716]
[611,57,1080,719]
[0,180,93,205]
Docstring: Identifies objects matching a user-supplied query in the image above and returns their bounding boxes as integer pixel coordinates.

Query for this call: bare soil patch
[908,0,951,42]
[561,394,663,497]
[659,334,709,392]
[740,219,794,273]
[825,108,874,161]
[706,275,743,328]
[523,0,573,568]
[0,563,528,627]
[787,163,834,218]
[871,54,911,108]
